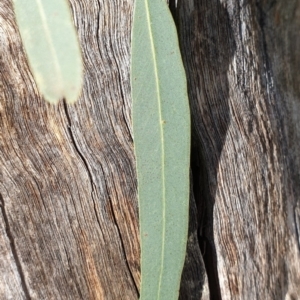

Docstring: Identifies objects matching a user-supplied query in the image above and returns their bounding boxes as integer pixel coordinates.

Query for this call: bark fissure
[62,101,95,193]
[62,100,103,231]
[96,0,102,60]
[255,1,278,109]
[170,0,223,297]
[295,205,300,251]
[0,194,31,300]
[192,160,222,300]
[71,90,140,294]
[99,163,140,296]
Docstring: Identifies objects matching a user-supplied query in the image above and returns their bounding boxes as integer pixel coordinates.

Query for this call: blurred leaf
[13,0,83,104]
[131,0,190,299]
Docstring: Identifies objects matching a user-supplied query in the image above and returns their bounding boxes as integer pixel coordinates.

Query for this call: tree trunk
[0,0,299,300]
[173,0,300,299]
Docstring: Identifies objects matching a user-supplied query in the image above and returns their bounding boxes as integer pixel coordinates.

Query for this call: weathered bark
[174,0,300,299]
[0,0,299,300]
[1,1,140,299]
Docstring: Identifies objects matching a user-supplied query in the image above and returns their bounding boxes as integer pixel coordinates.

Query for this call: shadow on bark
[171,0,236,298]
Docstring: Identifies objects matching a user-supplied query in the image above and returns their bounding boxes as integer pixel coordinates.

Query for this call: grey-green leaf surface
[131,0,190,299]
[13,0,83,104]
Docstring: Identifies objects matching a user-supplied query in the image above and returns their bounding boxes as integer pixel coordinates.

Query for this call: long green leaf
[131,0,190,299]
[13,0,83,104]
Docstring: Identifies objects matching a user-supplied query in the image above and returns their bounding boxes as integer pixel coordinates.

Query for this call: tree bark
[1,1,140,299]
[0,0,299,300]
[174,0,300,299]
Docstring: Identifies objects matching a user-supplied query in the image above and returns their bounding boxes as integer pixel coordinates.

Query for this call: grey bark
[0,0,299,299]
[174,0,300,299]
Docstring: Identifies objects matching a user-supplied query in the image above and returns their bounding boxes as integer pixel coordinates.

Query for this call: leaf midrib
[35,0,63,89]
[144,0,166,298]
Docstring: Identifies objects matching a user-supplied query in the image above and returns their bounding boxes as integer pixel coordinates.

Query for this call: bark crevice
[62,100,104,232]
[0,194,31,300]
[63,99,139,295]
[105,187,140,296]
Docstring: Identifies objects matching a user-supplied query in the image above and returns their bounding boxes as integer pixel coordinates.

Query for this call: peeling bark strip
[0,0,299,299]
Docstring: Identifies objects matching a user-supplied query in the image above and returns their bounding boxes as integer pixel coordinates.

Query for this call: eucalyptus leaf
[13,0,83,104]
[131,0,190,299]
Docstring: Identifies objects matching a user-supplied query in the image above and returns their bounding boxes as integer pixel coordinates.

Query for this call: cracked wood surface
[174,0,300,299]
[0,0,300,299]
[0,0,140,299]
